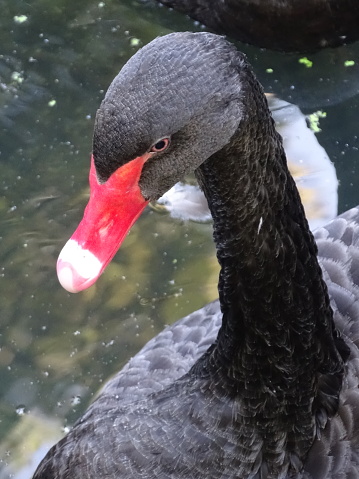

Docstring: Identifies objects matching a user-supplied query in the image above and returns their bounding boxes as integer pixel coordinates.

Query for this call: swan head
[57,32,246,292]
[93,32,245,199]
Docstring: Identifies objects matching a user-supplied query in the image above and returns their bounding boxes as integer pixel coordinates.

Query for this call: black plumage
[33,33,359,478]
[156,0,359,52]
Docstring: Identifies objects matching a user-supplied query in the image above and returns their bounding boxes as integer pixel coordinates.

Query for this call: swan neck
[194,92,346,450]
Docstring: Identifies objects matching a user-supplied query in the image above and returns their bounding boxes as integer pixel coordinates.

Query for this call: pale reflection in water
[157,96,338,230]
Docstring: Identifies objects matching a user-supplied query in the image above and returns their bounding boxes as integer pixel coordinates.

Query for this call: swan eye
[150,138,170,153]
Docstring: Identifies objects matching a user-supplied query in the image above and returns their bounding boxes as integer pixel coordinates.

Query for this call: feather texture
[33,33,359,479]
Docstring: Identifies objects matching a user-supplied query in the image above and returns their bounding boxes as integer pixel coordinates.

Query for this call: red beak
[57,154,150,293]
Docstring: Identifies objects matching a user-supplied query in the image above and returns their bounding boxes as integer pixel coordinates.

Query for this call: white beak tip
[57,239,103,293]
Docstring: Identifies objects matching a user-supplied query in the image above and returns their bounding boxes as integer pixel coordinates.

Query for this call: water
[0,0,358,476]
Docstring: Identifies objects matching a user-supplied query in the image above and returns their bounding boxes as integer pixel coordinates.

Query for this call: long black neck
[194,79,348,470]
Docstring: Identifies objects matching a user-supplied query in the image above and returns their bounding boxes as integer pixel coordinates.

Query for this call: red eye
[150,138,170,153]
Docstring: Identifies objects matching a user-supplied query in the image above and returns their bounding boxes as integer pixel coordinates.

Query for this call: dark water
[0,1,358,476]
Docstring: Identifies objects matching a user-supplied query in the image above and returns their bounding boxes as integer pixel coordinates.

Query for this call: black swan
[33,32,359,478]
[155,0,359,52]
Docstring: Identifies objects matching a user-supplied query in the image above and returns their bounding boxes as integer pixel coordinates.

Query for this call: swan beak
[57,154,150,293]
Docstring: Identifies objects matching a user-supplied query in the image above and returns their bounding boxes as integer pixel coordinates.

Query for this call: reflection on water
[268,95,338,230]
[158,95,338,230]
[0,1,358,477]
